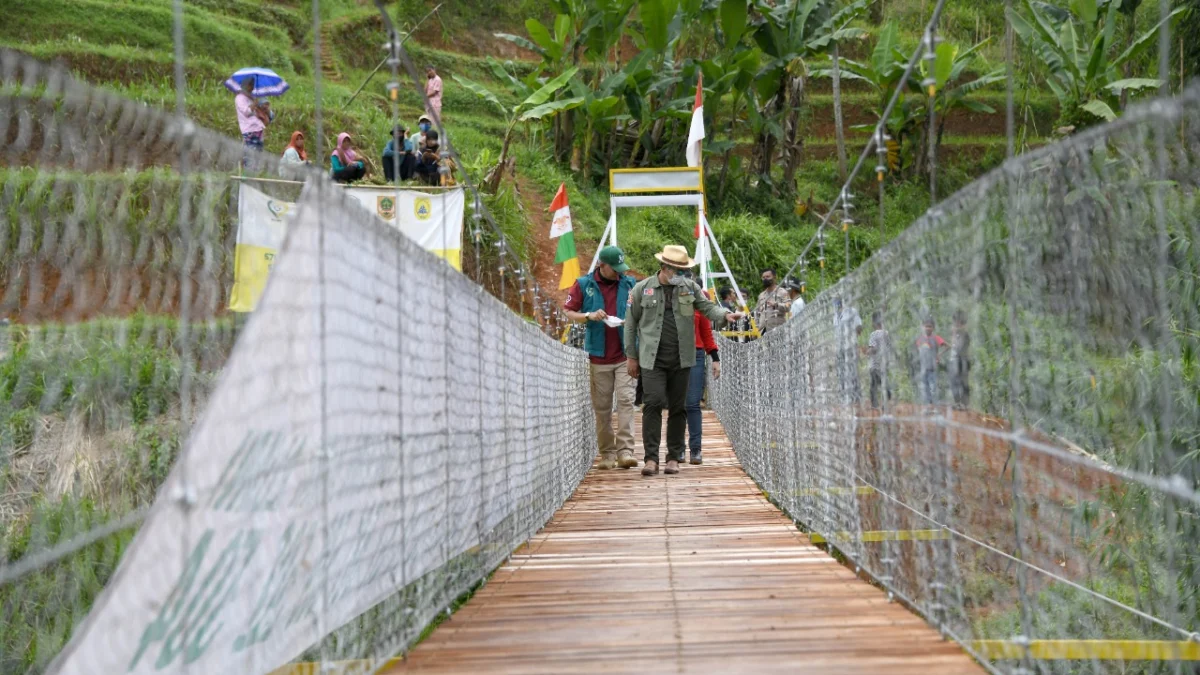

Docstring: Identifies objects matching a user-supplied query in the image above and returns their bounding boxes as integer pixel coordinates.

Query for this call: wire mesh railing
[713,86,1200,673]
[0,49,595,674]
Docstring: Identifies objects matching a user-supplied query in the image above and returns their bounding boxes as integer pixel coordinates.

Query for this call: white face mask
[666,269,688,286]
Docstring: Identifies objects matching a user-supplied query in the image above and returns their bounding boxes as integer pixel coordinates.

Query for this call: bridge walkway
[390,411,983,673]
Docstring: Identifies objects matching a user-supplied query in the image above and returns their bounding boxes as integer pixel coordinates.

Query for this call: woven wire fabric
[0,49,595,674]
[713,88,1200,673]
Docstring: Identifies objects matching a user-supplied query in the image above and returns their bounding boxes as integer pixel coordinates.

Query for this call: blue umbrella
[224,67,290,97]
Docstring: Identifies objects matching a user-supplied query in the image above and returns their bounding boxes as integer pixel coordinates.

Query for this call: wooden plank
[384,411,984,673]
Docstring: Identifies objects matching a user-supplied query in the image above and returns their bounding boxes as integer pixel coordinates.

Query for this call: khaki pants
[590,361,636,460]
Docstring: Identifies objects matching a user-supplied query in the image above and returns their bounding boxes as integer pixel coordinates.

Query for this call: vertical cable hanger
[922,27,939,203]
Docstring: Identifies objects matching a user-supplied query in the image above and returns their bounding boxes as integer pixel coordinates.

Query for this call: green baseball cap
[599,246,629,273]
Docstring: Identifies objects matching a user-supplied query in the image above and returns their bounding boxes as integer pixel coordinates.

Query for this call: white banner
[344,187,464,270]
[229,184,290,312]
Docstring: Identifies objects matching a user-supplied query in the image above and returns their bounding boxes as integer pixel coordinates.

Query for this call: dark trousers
[382,153,415,182]
[415,161,440,185]
[951,359,970,407]
[685,348,706,457]
[869,369,892,409]
[332,163,365,183]
[641,362,690,464]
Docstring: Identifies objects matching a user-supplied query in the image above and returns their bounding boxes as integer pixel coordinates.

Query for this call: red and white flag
[686,73,705,169]
[689,75,706,245]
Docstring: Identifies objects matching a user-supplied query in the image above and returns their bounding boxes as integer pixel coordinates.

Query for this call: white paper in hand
[602,316,625,328]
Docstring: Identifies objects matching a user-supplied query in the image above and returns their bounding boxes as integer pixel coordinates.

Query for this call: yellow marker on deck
[972,640,1200,661]
[793,486,877,497]
[808,529,949,544]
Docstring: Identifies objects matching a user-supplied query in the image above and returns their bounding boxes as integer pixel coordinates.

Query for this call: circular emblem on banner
[414,197,433,221]
[266,200,289,220]
[377,196,396,220]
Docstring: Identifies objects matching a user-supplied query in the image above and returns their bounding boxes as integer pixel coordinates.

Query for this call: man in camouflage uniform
[754,267,791,334]
[626,245,745,476]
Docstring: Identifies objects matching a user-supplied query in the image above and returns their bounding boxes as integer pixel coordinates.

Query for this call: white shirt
[834,306,862,346]
[789,296,805,319]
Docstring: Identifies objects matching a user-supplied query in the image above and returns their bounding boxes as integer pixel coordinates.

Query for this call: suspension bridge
[4,0,1200,672]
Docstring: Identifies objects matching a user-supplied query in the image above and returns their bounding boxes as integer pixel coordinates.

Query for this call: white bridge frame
[591,168,753,322]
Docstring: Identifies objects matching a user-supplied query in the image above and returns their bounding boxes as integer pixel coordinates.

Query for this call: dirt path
[514,173,582,308]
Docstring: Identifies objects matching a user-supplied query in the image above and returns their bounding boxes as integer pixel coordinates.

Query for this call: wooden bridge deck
[391,411,983,674]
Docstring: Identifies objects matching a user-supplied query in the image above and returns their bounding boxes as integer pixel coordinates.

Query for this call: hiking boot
[689,453,702,465]
[641,461,658,476]
[617,451,639,469]
[664,460,679,474]
[597,457,618,470]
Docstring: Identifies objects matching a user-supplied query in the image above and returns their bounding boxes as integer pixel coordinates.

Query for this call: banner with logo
[229,184,291,312]
[344,187,464,271]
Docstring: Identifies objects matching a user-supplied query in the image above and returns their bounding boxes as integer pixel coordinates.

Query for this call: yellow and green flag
[550,183,580,289]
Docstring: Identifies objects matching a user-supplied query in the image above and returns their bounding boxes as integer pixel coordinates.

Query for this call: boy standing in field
[949,310,971,409]
[915,317,947,406]
[867,311,892,409]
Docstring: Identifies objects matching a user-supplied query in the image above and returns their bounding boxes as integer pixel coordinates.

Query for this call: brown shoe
[597,457,618,470]
[641,461,658,476]
[617,451,639,469]
[664,460,679,474]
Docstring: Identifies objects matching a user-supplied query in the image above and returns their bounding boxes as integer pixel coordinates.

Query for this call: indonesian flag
[550,183,581,290]
[688,76,712,281]
[689,75,705,243]
[686,74,704,168]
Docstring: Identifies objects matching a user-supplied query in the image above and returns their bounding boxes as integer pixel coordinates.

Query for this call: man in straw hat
[626,245,745,476]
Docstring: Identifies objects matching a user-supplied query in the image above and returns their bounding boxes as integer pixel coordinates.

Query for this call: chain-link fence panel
[0,49,595,675]
[713,87,1200,674]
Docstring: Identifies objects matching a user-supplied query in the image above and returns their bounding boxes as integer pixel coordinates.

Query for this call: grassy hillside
[0,0,1056,295]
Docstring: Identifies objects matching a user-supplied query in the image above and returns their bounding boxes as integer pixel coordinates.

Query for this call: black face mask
[762,277,774,288]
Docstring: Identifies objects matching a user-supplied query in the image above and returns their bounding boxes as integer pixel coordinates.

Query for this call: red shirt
[694,312,717,352]
[564,270,626,365]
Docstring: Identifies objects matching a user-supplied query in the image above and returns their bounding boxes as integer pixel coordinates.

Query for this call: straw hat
[654,244,697,268]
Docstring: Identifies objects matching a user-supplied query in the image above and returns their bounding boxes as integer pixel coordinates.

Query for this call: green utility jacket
[625,274,730,369]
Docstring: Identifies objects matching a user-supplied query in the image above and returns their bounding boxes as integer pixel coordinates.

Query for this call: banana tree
[1007,0,1184,127]
[813,21,923,173]
[750,0,868,188]
[496,13,582,161]
[454,67,584,191]
[696,47,760,196]
[567,69,630,181]
[915,39,1006,166]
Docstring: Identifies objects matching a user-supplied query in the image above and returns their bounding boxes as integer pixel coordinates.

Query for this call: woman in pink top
[425,66,443,120]
[235,78,265,169]
[235,78,264,148]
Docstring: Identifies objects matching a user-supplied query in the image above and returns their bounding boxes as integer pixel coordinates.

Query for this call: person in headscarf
[330,132,366,183]
[235,77,264,169]
[425,65,443,120]
[279,131,308,178]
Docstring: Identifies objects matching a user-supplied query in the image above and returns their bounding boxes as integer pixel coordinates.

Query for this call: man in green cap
[626,245,745,475]
[563,246,640,470]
